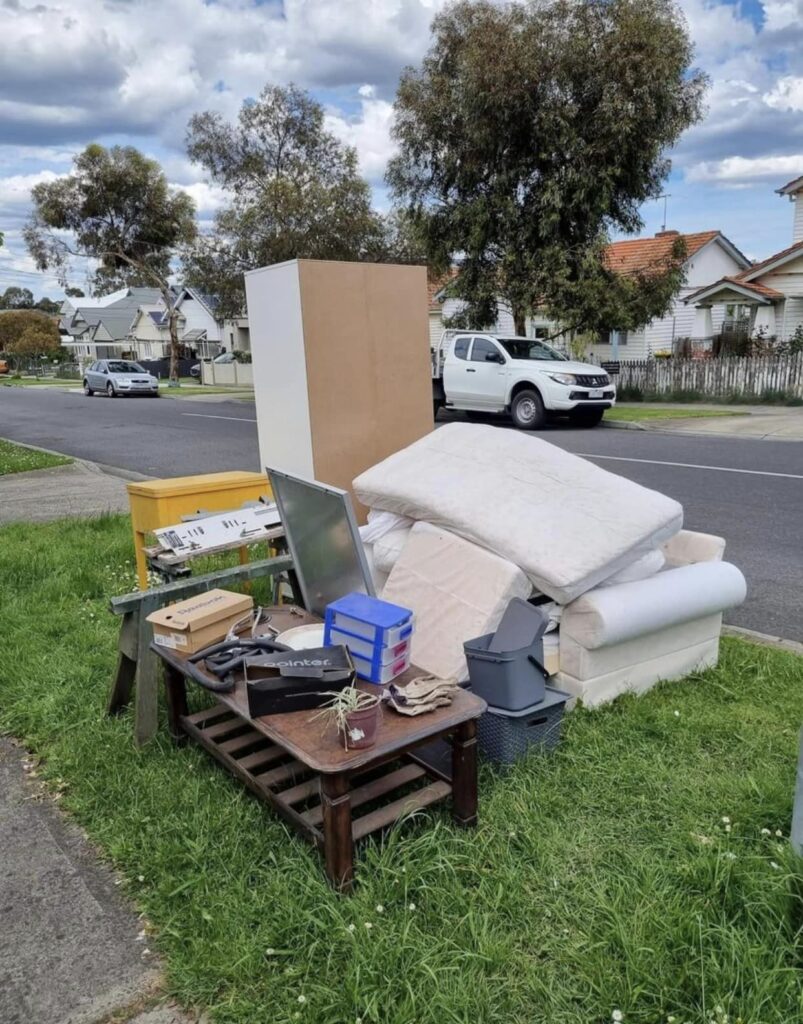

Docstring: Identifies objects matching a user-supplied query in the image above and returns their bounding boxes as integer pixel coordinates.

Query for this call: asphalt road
[1,386,801,640]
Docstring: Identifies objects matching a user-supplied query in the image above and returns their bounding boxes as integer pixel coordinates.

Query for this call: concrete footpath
[0,458,136,526]
[612,402,803,440]
[0,738,197,1024]
[1,460,196,1022]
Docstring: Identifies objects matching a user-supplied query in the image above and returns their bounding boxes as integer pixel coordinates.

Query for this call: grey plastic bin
[476,687,570,765]
[463,631,548,711]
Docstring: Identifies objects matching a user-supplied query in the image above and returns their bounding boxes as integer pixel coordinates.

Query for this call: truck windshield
[498,339,566,361]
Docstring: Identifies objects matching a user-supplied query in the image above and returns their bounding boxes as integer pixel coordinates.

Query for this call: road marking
[182,413,257,422]
[578,452,803,481]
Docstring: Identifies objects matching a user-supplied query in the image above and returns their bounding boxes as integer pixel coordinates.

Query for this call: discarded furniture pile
[109,422,747,890]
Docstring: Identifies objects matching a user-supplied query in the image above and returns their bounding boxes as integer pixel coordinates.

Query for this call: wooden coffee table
[152,606,486,891]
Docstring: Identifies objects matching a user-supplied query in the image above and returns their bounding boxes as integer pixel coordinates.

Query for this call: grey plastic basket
[476,686,570,765]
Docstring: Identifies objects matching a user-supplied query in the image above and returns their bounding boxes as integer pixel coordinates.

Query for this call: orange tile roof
[721,277,783,299]
[428,268,459,309]
[604,230,720,275]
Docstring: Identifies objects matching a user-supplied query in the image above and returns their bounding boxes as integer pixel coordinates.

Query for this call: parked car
[83,359,159,397]
[431,332,616,428]
[0,359,9,375]
[189,351,236,378]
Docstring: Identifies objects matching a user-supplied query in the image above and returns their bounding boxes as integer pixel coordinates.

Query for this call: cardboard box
[147,589,254,654]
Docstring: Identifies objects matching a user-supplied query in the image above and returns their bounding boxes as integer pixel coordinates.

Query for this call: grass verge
[0,437,73,475]
[0,513,800,1024]
[607,407,744,423]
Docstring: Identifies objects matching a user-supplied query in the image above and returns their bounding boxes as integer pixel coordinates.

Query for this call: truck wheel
[570,408,605,428]
[433,398,444,420]
[511,389,545,430]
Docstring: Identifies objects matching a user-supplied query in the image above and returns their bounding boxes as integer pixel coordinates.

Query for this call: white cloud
[325,92,396,182]
[172,180,228,215]
[764,76,803,112]
[686,154,803,184]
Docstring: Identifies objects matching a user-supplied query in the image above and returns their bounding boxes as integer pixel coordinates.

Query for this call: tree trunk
[513,307,527,336]
[166,298,180,384]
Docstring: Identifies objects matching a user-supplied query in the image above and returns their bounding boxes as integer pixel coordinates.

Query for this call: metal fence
[616,354,803,399]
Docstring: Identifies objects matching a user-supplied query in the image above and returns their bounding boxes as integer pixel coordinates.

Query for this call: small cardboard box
[147,589,253,654]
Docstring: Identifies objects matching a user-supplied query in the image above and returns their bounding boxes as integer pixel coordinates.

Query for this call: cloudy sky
[1,0,803,298]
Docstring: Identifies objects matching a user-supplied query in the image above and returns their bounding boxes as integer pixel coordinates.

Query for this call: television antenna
[658,193,671,232]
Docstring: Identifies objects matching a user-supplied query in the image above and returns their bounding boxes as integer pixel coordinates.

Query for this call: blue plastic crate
[324,592,413,648]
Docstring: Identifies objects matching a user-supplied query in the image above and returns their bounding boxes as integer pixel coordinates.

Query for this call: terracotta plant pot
[341,700,381,750]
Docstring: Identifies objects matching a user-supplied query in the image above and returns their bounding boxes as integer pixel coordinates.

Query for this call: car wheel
[510,389,546,430]
[570,408,605,428]
[106,382,117,398]
[83,380,93,396]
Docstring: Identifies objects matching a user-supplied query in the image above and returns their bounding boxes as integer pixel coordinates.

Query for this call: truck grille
[574,374,610,387]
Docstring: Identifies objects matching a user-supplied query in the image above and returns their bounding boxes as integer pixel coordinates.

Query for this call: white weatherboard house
[428,230,752,363]
[684,176,803,344]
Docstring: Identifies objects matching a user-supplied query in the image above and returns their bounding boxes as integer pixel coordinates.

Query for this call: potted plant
[313,686,382,750]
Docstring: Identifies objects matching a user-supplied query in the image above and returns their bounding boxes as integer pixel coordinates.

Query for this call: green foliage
[0,515,801,1024]
[25,144,196,381]
[0,309,62,368]
[184,85,390,318]
[388,0,706,333]
[0,285,34,309]
[789,325,803,356]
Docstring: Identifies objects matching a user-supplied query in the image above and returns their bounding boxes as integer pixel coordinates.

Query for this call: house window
[597,331,627,345]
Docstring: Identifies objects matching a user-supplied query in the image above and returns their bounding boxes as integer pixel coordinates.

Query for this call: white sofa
[556,531,746,707]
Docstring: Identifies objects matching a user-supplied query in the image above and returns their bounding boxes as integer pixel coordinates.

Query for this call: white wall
[794,196,803,244]
[177,294,222,343]
[244,261,314,477]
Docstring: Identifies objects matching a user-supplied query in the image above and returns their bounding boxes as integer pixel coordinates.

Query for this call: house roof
[428,268,459,310]
[736,237,803,282]
[685,276,784,306]
[177,287,220,316]
[776,175,803,197]
[604,230,724,275]
[181,328,208,342]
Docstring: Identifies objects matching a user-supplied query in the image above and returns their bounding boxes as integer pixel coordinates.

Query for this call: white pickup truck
[431,331,616,429]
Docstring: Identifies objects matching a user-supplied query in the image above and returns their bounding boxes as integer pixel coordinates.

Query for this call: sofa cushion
[381,522,531,681]
[561,561,746,650]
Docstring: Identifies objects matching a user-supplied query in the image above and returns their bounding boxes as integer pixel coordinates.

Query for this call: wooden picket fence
[616,353,803,399]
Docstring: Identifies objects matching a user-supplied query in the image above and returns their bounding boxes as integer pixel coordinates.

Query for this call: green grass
[0,514,801,1024]
[1,376,79,386]
[607,407,744,423]
[0,437,73,475]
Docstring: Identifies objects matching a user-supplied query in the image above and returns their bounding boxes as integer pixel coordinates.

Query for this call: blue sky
[1,0,803,298]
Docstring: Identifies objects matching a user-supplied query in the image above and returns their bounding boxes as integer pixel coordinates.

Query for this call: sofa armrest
[661,529,726,567]
[561,561,746,650]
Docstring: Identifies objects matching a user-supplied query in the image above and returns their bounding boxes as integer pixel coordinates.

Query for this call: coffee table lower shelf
[178,702,473,891]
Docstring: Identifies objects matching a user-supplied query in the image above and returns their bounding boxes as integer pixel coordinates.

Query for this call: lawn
[0,514,800,1024]
[607,407,744,423]
[0,437,73,475]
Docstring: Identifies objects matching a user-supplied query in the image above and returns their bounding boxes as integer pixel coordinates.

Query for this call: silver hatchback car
[83,359,159,398]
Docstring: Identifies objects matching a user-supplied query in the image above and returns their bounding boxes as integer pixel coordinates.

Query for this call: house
[427,230,751,362]
[60,288,163,362]
[684,176,803,347]
[127,287,250,360]
[428,271,559,351]
[581,230,752,363]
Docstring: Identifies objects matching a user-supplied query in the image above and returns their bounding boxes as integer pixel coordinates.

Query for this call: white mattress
[381,522,532,681]
[354,423,683,604]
